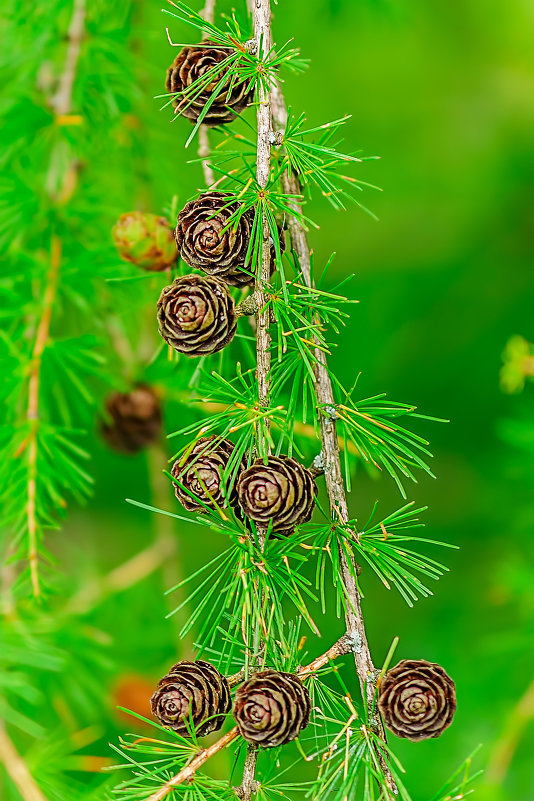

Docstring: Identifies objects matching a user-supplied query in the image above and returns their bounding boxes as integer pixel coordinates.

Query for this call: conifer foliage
[108,2,474,800]
[0,1,480,800]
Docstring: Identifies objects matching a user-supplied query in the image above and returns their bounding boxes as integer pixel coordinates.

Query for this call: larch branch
[143,636,353,801]
[0,723,47,801]
[236,3,274,797]
[25,0,87,597]
[50,0,86,116]
[198,0,216,186]
[270,81,398,794]
[26,235,61,597]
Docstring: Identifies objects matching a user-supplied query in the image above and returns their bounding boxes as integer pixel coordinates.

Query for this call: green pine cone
[112,211,177,271]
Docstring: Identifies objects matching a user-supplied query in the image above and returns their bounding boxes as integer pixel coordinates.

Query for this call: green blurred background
[5,0,534,799]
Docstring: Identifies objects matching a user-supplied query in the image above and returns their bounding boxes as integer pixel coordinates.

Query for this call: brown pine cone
[233,670,311,748]
[171,435,245,512]
[175,192,284,287]
[157,274,237,357]
[378,659,457,741]
[150,660,231,737]
[101,385,161,454]
[236,456,317,535]
[166,44,253,126]
[112,212,177,272]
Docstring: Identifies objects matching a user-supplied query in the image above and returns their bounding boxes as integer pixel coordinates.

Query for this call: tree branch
[198,125,215,186]
[270,81,397,794]
[198,0,216,186]
[143,636,352,801]
[253,0,273,436]
[0,723,47,801]
[486,677,534,784]
[26,234,61,597]
[24,0,87,597]
[236,3,274,797]
[66,442,180,618]
[50,0,86,116]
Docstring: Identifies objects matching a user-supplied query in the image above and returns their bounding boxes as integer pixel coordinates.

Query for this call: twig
[67,533,175,614]
[236,3,274,797]
[297,633,352,678]
[200,0,215,25]
[24,0,87,597]
[26,235,61,597]
[50,0,86,116]
[198,125,215,186]
[252,0,273,436]
[270,81,398,794]
[198,0,216,186]
[143,636,352,801]
[66,443,178,616]
[144,726,240,801]
[486,678,534,784]
[0,723,47,801]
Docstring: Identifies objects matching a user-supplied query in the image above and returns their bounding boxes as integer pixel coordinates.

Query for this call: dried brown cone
[233,669,311,748]
[157,274,237,357]
[171,435,245,513]
[175,191,285,287]
[166,44,253,126]
[236,455,317,535]
[378,659,457,741]
[101,385,161,454]
[150,660,231,737]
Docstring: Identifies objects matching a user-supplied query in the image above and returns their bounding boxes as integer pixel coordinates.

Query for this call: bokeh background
[2,1,533,799]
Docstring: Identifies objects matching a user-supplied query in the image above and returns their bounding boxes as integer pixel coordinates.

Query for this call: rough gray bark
[235,3,274,798]
[271,82,398,794]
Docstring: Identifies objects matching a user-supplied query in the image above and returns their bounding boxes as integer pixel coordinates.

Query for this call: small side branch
[486,678,534,784]
[198,125,215,186]
[26,235,62,597]
[236,743,261,801]
[144,636,353,801]
[0,723,47,801]
[198,0,216,186]
[144,727,240,801]
[24,0,87,597]
[200,0,216,24]
[50,0,86,116]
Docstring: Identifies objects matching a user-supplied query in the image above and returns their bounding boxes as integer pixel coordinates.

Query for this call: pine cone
[150,660,231,737]
[233,670,311,748]
[175,192,284,287]
[171,435,245,512]
[101,385,161,453]
[157,274,237,357]
[112,212,177,271]
[236,456,317,534]
[166,44,253,126]
[378,659,456,741]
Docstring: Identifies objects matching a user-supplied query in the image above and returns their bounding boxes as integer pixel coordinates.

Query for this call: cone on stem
[150,660,231,737]
[233,669,311,748]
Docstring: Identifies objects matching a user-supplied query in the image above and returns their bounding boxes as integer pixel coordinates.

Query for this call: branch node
[323,404,339,420]
[235,780,260,799]
[346,631,363,654]
[236,296,260,317]
[309,452,325,478]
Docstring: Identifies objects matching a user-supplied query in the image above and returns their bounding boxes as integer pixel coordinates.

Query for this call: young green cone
[112,211,177,271]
